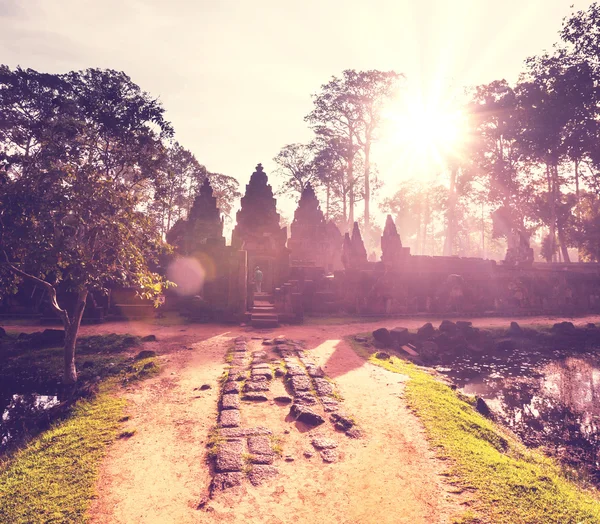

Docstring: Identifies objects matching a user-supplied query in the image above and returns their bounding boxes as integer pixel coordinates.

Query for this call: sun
[381,92,468,178]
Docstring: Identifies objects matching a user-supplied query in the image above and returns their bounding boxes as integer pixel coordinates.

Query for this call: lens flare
[167,256,206,296]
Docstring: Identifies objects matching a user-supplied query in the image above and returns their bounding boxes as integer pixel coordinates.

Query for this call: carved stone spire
[232,163,282,249]
[351,222,367,264]
[380,214,409,267]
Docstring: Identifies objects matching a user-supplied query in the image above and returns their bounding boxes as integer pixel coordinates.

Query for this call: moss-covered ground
[349,334,600,524]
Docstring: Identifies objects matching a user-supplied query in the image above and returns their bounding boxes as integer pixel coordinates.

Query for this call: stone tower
[342,222,368,269]
[166,177,225,255]
[231,164,289,291]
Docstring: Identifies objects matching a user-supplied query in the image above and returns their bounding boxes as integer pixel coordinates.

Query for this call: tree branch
[1,250,70,328]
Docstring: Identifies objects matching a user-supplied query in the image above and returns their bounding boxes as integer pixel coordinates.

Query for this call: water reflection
[1,392,61,453]
[437,349,600,483]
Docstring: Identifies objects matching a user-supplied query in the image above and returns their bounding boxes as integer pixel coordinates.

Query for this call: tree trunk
[63,289,88,385]
[443,167,458,256]
[558,227,571,264]
[364,141,371,235]
[326,183,330,221]
[348,156,354,228]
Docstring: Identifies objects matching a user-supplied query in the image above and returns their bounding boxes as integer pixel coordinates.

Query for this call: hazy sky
[0,0,593,222]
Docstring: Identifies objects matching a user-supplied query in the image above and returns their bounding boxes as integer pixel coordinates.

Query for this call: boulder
[551,321,577,335]
[476,397,493,419]
[508,322,522,337]
[390,327,410,346]
[419,341,439,361]
[455,321,472,331]
[372,328,392,347]
[375,351,391,360]
[330,412,355,431]
[289,404,325,426]
[141,334,157,342]
[416,322,435,339]
[439,320,458,334]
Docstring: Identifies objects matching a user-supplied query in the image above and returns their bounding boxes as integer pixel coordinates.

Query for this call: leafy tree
[0,66,173,384]
[305,69,401,234]
[273,143,318,198]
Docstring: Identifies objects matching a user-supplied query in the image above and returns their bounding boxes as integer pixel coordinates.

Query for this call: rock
[455,321,472,330]
[330,412,354,431]
[433,333,452,350]
[508,322,522,337]
[311,437,338,450]
[372,328,392,347]
[242,394,269,402]
[220,427,272,438]
[305,364,325,378]
[390,327,410,346]
[134,350,156,360]
[223,381,241,394]
[416,322,435,339]
[354,336,367,343]
[294,392,318,406]
[219,410,241,428]
[247,465,278,486]
[552,321,577,335]
[123,336,138,347]
[274,396,292,404]
[286,365,307,376]
[321,398,340,412]
[262,339,274,345]
[419,341,439,361]
[141,334,157,342]
[0,327,6,338]
[345,427,363,439]
[476,397,493,419]
[274,337,288,345]
[290,375,312,393]
[215,440,244,472]
[200,384,211,390]
[243,381,270,392]
[289,404,325,426]
[303,450,314,458]
[250,454,274,464]
[210,472,244,494]
[274,368,285,378]
[439,320,457,334]
[320,449,339,463]
[221,394,240,410]
[313,378,334,397]
[248,435,273,455]
[285,455,294,462]
[375,351,391,360]
[251,367,273,380]
[587,323,596,329]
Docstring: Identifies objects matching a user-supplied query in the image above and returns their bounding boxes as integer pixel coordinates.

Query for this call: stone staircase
[250,292,279,328]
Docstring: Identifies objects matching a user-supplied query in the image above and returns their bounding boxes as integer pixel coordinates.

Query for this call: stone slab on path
[211,472,244,495]
[223,381,241,394]
[219,410,241,428]
[215,440,244,472]
[221,394,240,410]
[313,378,334,397]
[247,436,273,455]
[290,375,312,393]
[247,465,278,486]
[244,380,270,392]
[220,426,272,438]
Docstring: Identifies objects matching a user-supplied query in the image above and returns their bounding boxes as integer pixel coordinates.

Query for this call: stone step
[251,317,279,328]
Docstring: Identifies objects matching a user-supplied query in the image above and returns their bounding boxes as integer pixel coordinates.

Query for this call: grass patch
[206,427,224,458]
[348,334,600,524]
[0,334,159,523]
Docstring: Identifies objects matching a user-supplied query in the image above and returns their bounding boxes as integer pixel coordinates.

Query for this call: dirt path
[6,314,600,523]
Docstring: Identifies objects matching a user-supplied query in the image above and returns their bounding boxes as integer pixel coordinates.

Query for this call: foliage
[0,66,172,382]
[0,334,158,524]
[349,335,600,524]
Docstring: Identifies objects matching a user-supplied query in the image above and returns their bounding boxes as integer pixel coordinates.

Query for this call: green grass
[348,335,600,524]
[0,335,159,524]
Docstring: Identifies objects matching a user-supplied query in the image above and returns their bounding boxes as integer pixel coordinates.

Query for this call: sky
[0,0,593,226]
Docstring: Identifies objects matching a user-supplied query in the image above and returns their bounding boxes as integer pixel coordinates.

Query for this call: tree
[305,69,401,234]
[0,66,173,384]
[273,143,318,198]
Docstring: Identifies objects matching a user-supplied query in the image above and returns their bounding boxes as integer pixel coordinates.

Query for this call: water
[435,347,600,483]
[0,391,61,453]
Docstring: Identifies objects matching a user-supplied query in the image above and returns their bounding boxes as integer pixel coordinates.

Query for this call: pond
[435,346,600,484]
[1,390,63,453]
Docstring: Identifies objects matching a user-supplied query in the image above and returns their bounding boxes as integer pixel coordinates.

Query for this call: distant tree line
[275,4,600,262]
